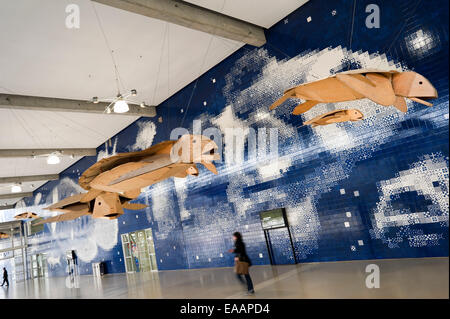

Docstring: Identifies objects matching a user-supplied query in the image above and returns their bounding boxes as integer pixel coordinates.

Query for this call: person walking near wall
[228,232,254,295]
[1,267,9,287]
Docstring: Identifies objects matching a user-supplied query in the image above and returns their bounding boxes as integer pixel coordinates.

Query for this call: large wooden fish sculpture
[36,134,220,225]
[14,212,39,219]
[269,69,437,115]
[304,109,364,127]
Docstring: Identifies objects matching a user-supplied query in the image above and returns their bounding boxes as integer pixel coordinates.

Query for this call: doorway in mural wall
[30,253,48,279]
[260,208,297,265]
[121,228,157,273]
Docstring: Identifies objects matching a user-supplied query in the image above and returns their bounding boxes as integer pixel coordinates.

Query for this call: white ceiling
[185,0,309,28]
[0,0,308,206]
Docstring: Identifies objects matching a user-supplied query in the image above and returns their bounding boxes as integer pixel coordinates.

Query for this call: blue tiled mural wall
[1,0,448,276]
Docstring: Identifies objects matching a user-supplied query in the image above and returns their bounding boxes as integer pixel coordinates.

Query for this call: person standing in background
[1,267,9,287]
[228,232,255,295]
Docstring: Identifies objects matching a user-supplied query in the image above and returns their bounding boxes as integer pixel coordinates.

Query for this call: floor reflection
[0,257,447,299]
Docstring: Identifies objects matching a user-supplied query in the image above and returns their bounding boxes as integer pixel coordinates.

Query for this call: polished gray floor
[0,257,448,299]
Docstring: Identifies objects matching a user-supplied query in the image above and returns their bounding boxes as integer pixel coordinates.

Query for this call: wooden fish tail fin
[269,88,296,110]
[292,100,319,115]
[303,118,316,126]
[304,120,318,127]
[269,95,289,110]
[393,96,408,113]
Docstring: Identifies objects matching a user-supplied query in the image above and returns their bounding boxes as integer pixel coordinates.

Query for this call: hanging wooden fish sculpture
[269,69,437,115]
[0,232,10,239]
[304,109,364,127]
[14,212,39,219]
[36,134,220,225]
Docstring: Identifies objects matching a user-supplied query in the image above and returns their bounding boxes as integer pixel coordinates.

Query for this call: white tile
[344,221,350,228]
[346,212,352,218]
[354,190,360,197]
[340,188,346,195]
[358,240,364,246]
[259,253,263,258]
[307,16,312,22]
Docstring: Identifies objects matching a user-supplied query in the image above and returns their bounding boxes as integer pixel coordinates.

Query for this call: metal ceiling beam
[92,0,266,47]
[0,204,15,211]
[0,148,96,158]
[0,93,156,117]
[0,192,33,200]
[0,174,59,184]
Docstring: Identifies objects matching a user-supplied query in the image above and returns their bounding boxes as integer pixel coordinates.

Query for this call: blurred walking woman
[229,232,255,295]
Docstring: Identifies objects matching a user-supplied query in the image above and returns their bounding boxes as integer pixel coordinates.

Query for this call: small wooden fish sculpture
[14,212,39,220]
[0,232,10,239]
[270,69,437,115]
[304,109,364,127]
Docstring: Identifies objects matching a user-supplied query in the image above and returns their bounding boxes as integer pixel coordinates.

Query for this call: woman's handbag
[234,260,249,275]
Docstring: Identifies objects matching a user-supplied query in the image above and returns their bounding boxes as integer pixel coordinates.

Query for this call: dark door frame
[263,225,298,265]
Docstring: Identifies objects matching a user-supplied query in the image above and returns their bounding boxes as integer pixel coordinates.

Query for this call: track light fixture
[90,89,146,114]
